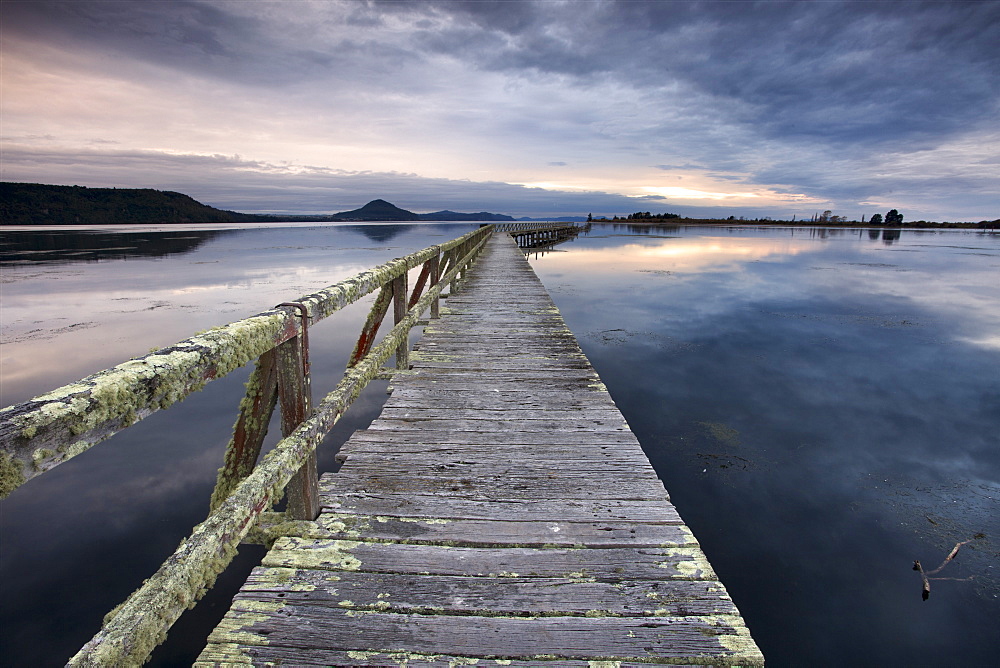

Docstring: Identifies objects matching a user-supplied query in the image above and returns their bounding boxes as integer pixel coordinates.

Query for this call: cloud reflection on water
[550,235,818,273]
[1,224,469,404]
[542,228,1000,353]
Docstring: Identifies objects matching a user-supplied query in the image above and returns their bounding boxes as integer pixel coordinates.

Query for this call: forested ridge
[0,183,515,225]
[0,183,267,225]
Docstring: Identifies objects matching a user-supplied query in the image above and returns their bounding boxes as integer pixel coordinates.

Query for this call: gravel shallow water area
[2,221,998,666]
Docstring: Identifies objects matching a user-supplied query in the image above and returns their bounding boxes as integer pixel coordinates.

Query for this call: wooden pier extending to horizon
[2,224,762,666]
[198,232,761,666]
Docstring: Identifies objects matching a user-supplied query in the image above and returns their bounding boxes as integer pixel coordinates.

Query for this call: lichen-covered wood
[275,334,318,521]
[209,350,278,511]
[198,234,763,666]
[64,228,493,667]
[0,226,492,499]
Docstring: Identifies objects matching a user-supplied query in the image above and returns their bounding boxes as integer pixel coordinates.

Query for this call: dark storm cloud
[5,1,241,65]
[1,0,417,87]
[13,1,997,145]
[395,0,999,147]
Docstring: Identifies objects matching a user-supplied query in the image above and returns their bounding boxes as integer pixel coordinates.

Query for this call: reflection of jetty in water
[491,222,589,256]
[609,222,682,235]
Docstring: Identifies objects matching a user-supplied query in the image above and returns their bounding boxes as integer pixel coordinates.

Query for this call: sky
[2,0,998,221]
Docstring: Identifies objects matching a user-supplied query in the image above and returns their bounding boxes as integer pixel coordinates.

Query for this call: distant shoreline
[2,182,995,229]
[0,183,515,226]
[589,217,999,230]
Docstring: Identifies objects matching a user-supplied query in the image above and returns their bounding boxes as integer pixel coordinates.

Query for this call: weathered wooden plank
[413,342,586,353]
[330,464,660,484]
[388,379,610,393]
[385,387,619,403]
[365,418,629,432]
[342,428,640,446]
[200,605,761,665]
[387,378,611,391]
[333,447,655,467]
[376,407,628,422]
[336,438,650,455]
[263,538,718,580]
[410,348,589,360]
[319,491,681,523]
[411,341,586,351]
[389,372,606,384]
[327,458,659,479]
[334,447,649,465]
[325,473,670,501]
[237,567,739,617]
[310,513,695,548]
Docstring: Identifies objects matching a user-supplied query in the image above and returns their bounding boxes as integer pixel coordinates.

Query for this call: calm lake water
[1,222,998,666]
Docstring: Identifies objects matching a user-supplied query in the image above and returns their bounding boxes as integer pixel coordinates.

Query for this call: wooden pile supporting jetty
[198,234,763,666]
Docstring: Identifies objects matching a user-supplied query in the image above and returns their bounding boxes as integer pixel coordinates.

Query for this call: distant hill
[0,182,257,225]
[0,183,518,225]
[329,199,419,221]
[329,200,516,222]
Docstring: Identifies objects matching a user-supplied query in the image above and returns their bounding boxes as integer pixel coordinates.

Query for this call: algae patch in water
[698,421,741,447]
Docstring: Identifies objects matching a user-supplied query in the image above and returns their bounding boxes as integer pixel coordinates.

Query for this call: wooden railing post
[408,259,432,309]
[459,239,470,284]
[443,247,456,292]
[276,323,318,520]
[452,241,470,292]
[209,349,279,511]
[392,272,409,370]
[429,249,441,319]
[348,285,392,368]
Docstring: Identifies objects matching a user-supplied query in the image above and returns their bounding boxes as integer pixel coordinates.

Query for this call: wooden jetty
[198,233,762,666]
[494,221,585,249]
[2,224,761,666]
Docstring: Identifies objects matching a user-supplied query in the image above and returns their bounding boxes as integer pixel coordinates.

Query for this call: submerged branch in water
[913,534,984,600]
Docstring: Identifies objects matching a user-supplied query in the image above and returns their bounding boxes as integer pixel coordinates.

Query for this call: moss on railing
[60,226,493,667]
[0,226,492,499]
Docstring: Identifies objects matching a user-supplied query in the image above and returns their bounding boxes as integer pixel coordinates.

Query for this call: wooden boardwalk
[198,233,763,666]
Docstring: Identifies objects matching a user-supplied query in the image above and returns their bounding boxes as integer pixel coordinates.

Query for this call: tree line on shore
[588,208,997,229]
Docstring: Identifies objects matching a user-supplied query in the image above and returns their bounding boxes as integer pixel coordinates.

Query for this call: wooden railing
[504,222,584,249]
[493,221,580,233]
[0,225,494,666]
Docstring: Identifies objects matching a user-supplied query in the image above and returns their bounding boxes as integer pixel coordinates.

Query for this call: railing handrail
[0,225,492,499]
[493,221,579,232]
